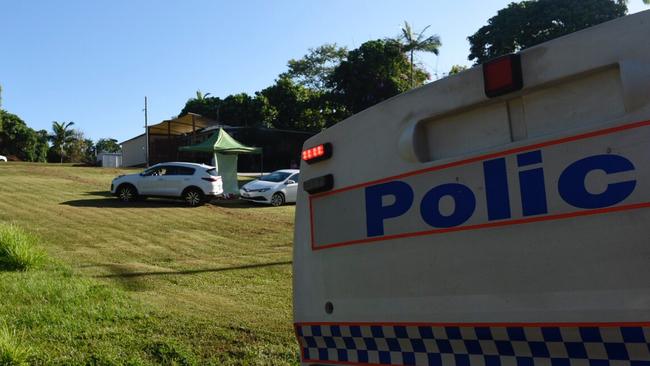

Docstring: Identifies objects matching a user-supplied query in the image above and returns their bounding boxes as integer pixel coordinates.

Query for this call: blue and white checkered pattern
[295,324,650,365]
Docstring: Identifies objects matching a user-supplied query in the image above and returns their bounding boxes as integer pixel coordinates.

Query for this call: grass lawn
[0,162,298,365]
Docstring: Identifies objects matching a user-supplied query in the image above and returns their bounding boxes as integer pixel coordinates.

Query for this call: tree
[0,110,48,162]
[63,130,93,164]
[283,44,348,91]
[49,121,75,163]
[179,90,222,121]
[219,93,270,128]
[260,77,313,130]
[95,138,121,154]
[394,21,441,88]
[194,90,211,100]
[448,65,468,76]
[329,39,428,114]
[34,130,49,162]
[468,0,627,63]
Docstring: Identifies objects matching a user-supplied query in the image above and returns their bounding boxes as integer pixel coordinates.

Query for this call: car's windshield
[259,171,291,183]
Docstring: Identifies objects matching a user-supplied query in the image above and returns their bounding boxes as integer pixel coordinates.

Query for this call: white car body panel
[294,11,650,365]
[239,169,300,204]
[0,155,7,162]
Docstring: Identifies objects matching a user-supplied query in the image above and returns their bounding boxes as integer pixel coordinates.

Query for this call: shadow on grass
[209,199,295,209]
[96,260,292,279]
[83,191,113,197]
[61,191,295,209]
[61,197,186,208]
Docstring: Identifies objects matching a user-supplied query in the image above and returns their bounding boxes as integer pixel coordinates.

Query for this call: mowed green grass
[0,162,298,365]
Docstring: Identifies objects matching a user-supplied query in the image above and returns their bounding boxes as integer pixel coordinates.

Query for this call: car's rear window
[206,168,218,176]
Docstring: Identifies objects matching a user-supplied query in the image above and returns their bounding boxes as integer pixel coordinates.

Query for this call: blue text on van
[365,151,636,237]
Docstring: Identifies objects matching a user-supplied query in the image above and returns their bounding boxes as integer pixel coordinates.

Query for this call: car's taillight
[202,177,219,182]
[483,53,523,98]
[302,143,332,164]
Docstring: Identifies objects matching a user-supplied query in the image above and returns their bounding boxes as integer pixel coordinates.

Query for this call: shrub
[0,224,45,271]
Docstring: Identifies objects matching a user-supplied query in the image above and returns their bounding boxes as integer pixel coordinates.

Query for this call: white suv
[0,155,7,162]
[111,162,223,206]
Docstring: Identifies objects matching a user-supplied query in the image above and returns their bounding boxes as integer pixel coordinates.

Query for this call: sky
[1,1,648,142]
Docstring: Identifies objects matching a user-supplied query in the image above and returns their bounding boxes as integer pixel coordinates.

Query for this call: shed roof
[148,113,217,136]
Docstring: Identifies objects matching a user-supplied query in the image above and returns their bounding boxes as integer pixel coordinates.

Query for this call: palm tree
[397,21,442,88]
[195,90,211,100]
[50,121,75,163]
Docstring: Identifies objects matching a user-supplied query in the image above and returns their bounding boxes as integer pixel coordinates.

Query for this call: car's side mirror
[286,180,296,185]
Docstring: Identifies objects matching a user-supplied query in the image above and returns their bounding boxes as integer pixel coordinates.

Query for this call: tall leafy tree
[194,90,211,100]
[219,93,271,128]
[283,44,348,91]
[179,90,222,121]
[95,138,121,153]
[49,121,75,163]
[278,44,350,128]
[60,130,93,164]
[330,39,428,114]
[180,92,275,128]
[395,22,441,87]
[260,77,313,130]
[34,130,49,162]
[0,110,48,162]
[448,65,468,76]
[468,0,627,63]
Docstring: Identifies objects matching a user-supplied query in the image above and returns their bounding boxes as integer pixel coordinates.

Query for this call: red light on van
[483,54,523,98]
[302,143,332,164]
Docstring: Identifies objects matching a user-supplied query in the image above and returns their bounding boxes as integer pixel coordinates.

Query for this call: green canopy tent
[179,128,262,195]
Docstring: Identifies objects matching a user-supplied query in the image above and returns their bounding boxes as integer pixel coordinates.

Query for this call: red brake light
[302,143,332,164]
[483,54,523,98]
[202,177,219,182]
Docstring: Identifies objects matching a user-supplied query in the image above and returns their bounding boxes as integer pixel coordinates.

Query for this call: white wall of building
[121,134,146,167]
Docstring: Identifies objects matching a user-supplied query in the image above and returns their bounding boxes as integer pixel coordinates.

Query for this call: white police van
[293,10,650,366]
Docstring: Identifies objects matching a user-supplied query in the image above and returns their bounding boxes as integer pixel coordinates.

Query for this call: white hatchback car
[111,162,223,206]
[239,169,299,206]
[0,155,7,162]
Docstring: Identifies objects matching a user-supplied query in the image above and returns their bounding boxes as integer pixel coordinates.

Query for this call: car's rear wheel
[270,193,285,207]
[183,188,205,207]
[117,184,137,202]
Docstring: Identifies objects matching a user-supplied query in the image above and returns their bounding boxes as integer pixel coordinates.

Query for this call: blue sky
[1,1,647,142]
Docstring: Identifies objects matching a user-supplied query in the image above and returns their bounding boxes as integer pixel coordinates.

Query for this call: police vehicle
[293,10,650,366]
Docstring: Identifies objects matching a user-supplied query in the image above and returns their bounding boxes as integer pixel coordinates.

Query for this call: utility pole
[144,96,149,167]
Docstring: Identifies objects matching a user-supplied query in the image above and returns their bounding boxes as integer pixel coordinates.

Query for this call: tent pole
[168,120,172,162]
[260,152,263,177]
[191,115,196,163]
